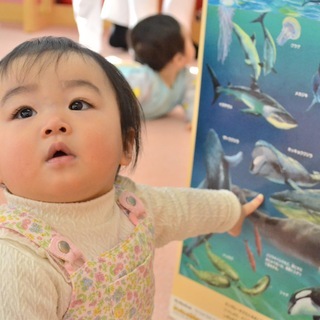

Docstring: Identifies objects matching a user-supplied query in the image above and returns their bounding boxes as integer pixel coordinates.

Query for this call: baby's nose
[41,117,72,137]
[44,126,67,135]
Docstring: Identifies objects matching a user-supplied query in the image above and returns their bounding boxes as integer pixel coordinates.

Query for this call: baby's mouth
[47,142,73,161]
[52,150,67,158]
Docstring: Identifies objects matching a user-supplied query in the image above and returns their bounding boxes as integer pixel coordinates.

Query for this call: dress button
[58,240,71,254]
[126,195,137,206]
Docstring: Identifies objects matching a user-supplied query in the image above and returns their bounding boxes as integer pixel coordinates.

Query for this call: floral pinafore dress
[0,190,155,319]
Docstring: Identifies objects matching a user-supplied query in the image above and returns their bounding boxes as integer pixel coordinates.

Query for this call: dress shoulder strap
[0,205,86,275]
[115,185,147,226]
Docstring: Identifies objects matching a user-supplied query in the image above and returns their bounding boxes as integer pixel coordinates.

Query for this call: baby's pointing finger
[243,194,264,217]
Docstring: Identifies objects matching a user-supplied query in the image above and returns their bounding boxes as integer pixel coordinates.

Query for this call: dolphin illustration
[232,22,262,81]
[207,64,298,130]
[183,129,243,260]
[250,140,320,189]
[270,189,320,224]
[306,64,320,112]
[251,12,277,76]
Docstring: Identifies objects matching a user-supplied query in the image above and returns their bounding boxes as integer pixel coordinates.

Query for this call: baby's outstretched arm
[228,194,264,237]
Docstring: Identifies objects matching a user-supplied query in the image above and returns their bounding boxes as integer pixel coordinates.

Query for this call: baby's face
[0,53,131,202]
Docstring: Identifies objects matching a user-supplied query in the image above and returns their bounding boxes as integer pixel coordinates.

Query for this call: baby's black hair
[0,36,143,167]
[128,14,185,71]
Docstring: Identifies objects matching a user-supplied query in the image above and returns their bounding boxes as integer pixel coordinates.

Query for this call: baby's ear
[172,52,187,69]
[121,148,133,165]
[120,129,135,166]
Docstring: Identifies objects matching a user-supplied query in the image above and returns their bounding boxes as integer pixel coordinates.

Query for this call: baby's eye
[69,100,91,111]
[12,107,37,119]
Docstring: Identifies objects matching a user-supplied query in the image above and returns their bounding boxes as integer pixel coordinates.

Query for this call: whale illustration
[183,129,243,260]
[250,140,320,189]
[288,287,320,319]
[270,189,320,224]
[251,12,277,76]
[198,129,243,190]
[207,64,298,130]
[232,186,320,268]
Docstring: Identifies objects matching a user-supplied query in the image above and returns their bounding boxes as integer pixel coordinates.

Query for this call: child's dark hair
[0,36,143,167]
[128,14,185,71]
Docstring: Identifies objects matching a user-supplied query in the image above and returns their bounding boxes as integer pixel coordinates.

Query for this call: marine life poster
[170,0,320,319]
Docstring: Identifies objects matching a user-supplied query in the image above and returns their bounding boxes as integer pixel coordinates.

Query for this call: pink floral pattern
[65,216,155,319]
[0,190,155,319]
[0,206,57,248]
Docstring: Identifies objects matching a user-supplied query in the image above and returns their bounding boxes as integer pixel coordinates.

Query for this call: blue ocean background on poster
[179,1,320,319]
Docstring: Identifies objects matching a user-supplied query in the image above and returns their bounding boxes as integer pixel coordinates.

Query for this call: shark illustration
[306,64,320,112]
[232,22,262,81]
[270,189,320,224]
[250,140,320,189]
[207,64,298,130]
[252,12,277,76]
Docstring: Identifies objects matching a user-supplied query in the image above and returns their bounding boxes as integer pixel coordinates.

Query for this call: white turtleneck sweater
[0,176,241,319]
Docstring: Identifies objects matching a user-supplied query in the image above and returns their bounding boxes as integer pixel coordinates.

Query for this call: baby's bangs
[0,36,88,81]
[0,50,85,83]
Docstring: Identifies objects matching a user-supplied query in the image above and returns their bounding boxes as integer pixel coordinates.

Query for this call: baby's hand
[228,194,264,237]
